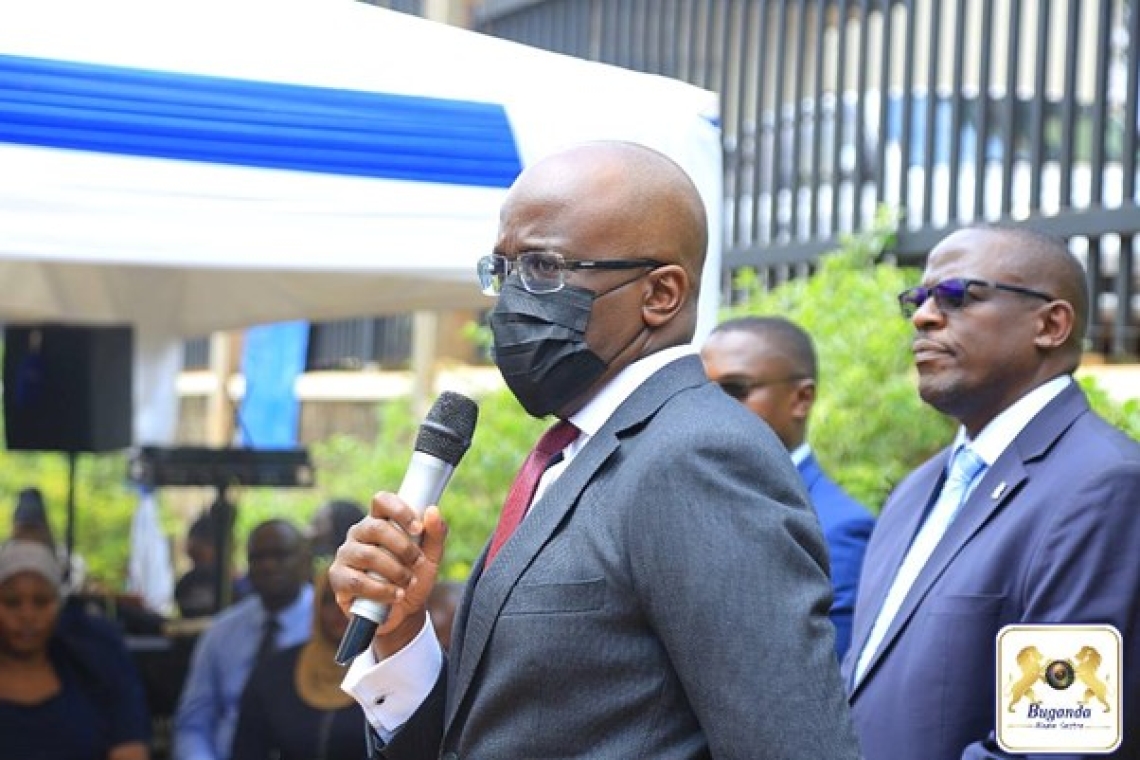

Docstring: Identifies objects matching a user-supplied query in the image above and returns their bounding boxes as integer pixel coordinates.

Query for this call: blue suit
[798,453,875,661]
[843,383,1140,760]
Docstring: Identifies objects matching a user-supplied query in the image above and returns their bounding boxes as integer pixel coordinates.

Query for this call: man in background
[173,519,313,760]
[702,316,875,660]
[844,225,1140,759]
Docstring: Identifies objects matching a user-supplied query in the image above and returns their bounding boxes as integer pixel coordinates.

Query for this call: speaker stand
[208,489,237,614]
[63,451,78,586]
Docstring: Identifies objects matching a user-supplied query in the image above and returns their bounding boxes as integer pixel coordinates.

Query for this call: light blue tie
[853,446,986,684]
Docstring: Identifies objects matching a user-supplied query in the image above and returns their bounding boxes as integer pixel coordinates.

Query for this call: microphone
[334,391,479,666]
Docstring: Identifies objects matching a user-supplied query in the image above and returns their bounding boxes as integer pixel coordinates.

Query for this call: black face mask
[488,280,607,418]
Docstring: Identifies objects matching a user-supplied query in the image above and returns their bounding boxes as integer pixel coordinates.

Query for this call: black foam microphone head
[415,391,479,466]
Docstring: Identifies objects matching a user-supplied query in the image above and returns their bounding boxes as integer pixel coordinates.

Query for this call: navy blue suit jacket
[798,453,875,661]
[843,383,1140,760]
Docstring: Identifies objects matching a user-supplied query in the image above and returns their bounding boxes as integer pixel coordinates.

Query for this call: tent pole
[206,331,241,446]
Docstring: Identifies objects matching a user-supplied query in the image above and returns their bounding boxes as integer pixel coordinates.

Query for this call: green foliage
[724,209,1140,512]
[1078,375,1140,441]
[0,449,148,591]
[6,209,1139,587]
[725,211,955,512]
[431,390,547,579]
[0,389,540,590]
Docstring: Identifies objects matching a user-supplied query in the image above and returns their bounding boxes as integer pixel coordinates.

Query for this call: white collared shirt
[950,374,1071,468]
[789,442,811,468]
[535,344,695,503]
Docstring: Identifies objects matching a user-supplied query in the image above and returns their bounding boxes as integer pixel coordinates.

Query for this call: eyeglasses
[477,251,665,296]
[897,277,1054,319]
[716,376,807,400]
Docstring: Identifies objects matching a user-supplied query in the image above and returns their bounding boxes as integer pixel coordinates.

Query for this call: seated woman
[0,540,150,760]
[230,566,366,760]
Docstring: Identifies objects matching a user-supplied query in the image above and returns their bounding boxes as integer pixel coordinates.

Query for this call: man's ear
[791,379,816,423]
[1034,301,1075,350]
[642,265,688,327]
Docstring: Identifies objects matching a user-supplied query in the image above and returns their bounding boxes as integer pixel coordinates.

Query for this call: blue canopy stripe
[0,53,523,187]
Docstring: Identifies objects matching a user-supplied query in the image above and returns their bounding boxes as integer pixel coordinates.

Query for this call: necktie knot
[534,420,580,457]
[255,615,280,665]
[946,447,985,492]
[486,419,580,565]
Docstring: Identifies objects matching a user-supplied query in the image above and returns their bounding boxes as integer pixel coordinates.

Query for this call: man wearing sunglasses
[843,225,1140,760]
[701,316,875,662]
[329,141,861,759]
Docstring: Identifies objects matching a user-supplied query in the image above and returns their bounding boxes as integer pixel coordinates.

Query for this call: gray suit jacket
[843,382,1140,760]
[380,355,861,759]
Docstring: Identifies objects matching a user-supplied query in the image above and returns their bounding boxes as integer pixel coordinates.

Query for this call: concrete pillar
[423,0,470,27]
[205,331,241,446]
[410,311,439,420]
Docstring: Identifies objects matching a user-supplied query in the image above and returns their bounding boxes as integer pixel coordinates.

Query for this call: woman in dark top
[0,540,150,760]
[231,567,366,760]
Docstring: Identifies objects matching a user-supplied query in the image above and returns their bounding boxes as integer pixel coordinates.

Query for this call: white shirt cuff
[340,615,443,739]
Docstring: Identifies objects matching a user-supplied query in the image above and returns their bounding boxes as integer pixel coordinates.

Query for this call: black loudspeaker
[3,325,134,453]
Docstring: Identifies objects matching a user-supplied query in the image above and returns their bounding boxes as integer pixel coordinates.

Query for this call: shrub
[723,211,1139,512]
[723,213,952,511]
[0,449,148,591]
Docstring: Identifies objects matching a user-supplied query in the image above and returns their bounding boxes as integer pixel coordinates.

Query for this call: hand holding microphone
[334,391,479,666]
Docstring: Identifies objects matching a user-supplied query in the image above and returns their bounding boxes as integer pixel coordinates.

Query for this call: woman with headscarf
[0,540,150,760]
[231,566,366,760]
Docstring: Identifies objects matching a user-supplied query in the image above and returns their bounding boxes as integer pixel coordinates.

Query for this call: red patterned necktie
[485,420,580,565]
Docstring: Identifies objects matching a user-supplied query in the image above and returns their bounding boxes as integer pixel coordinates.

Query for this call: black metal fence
[182,315,413,372]
[305,315,413,370]
[357,0,425,14]
[476,0,1140,359]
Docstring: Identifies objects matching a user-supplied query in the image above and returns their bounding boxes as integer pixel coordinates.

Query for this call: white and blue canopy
[1,0,721,602]
[0,0,722,339]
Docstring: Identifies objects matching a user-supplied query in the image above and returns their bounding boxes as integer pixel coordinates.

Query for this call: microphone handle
[335,452,455,665]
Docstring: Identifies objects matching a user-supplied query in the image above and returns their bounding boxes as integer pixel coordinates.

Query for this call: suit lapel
[445,432,618,722]
[846,456,945,686]
[443,354,709,734]
[851,457,1026,693]
[850,383,1089,696]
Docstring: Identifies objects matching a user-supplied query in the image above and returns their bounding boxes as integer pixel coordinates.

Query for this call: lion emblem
[1008,645,1045,711]
[1074,646,1110,713]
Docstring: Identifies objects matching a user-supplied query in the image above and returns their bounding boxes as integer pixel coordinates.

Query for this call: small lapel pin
[991,482,1007,499]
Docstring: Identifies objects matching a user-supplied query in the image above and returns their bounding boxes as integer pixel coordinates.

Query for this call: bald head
[709,316,818,380]
[489,141,711,417]
[505,141,708,337]
[974,224,1089,363]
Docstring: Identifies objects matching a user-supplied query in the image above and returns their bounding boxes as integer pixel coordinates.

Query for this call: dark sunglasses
[897,278,1054,319]
[716,376,807,400]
